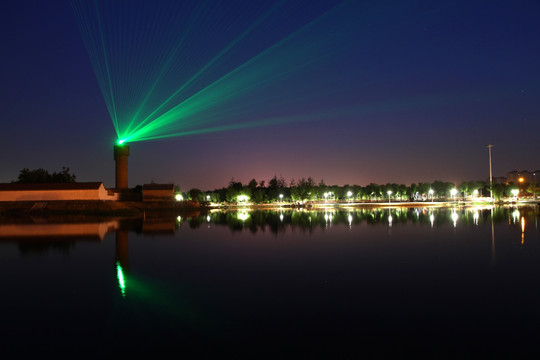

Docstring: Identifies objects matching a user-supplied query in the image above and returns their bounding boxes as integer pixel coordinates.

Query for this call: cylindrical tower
[114,145,130,189]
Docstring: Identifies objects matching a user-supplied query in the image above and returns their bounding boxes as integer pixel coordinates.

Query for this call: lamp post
[279,193,283,204]
[429,189,434,203]
[324,192,328,203]
[347,191,353,203]
[387,190,392,203]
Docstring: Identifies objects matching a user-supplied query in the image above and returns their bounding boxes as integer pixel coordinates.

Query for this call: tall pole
[488,144,494,201]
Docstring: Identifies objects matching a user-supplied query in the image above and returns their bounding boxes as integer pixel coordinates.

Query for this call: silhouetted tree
[226,178,243,202]
[14,167,76,183]
[491,183,506,200]
[248,178,258,191]
[188,188,203,201]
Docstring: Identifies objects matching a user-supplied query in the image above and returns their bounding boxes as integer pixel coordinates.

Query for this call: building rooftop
[0,182,104,191]
[142,183,174,190]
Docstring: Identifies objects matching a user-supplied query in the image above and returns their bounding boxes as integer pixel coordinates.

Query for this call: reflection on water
[174,205,538,234]
[2,206,538,296]
[1,205,539,356]
[1,206,538,251]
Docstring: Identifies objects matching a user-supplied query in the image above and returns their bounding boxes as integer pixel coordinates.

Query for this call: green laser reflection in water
[115,261,126,297]
[113,262,215,337]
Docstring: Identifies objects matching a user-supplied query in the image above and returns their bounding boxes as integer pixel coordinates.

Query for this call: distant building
[507,170,533,185]
[142,183,175,201]
[0,182,118,201]
[492,176,507,185]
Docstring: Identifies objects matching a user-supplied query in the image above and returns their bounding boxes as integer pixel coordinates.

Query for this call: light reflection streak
[491,206,496,267]
[324,210,334,228]
[512,209,520,224]
[521,217,525,247]
[237,211,250,222]
[451,210,458,228]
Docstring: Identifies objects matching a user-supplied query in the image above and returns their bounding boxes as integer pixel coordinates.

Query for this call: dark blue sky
[1,0,539,191]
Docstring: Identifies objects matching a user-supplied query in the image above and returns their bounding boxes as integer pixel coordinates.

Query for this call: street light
[347,191,353,203]
[279,193,283,204]
[324,192,328,203]
[387,190,392,203]
[237,194,249,203]
[450,188,457,202]
[511,188,519,203]
[429,189,434,202]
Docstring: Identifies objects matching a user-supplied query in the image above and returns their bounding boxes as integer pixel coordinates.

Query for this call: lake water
[1,206,539,358]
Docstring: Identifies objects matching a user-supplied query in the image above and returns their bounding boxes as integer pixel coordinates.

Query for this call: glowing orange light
[519,177,524,183]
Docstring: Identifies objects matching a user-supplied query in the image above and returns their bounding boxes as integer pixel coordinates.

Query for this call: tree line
[186,175,534,203]
[13,167,76,183]
[11,167,534,203]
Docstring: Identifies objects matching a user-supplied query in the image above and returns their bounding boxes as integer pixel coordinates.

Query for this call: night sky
[1,0,539,191]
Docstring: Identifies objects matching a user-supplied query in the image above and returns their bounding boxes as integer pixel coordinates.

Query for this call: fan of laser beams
[71,0,358,144]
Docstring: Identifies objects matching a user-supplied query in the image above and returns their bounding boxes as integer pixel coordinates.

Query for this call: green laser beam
[115,3,347,144]
[126,1,287,140]
[72,1,348,144]
[77,1,460,146]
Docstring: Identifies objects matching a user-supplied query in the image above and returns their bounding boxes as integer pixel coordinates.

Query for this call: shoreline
[1,199,537,218]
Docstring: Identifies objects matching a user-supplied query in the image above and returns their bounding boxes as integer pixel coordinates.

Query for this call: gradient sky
[1,0,539,191]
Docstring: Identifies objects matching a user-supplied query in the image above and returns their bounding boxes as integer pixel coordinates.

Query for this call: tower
[114,145,130,189]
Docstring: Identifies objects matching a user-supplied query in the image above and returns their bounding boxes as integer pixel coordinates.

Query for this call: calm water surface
[1,206,539,358]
